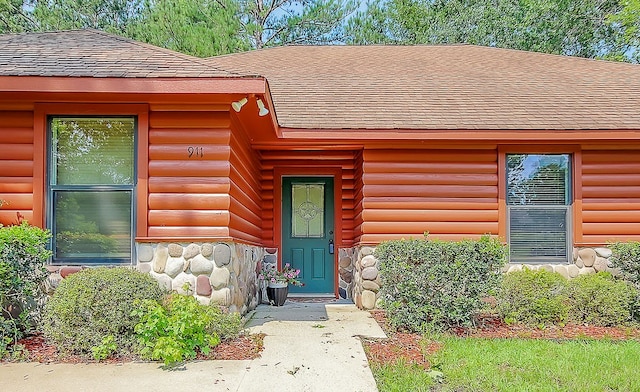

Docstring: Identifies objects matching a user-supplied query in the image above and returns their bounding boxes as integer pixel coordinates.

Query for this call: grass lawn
[372,337,640,392]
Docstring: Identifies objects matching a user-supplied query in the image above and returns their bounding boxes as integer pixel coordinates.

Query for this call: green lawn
[372,337,640,392]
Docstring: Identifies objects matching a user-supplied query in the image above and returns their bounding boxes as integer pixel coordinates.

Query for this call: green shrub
[496,268,569,326]
[566,272,637,326]
[0,223,51,357]
[610,242,640,290]
[376,235,507,332]
[42,267,164,357]
[133,294,241,365]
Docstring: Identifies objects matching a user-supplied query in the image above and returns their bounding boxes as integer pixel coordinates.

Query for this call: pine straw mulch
[361,310,640,369]
[9,333,265,364]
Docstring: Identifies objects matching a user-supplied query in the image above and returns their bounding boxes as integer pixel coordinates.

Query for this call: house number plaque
[187,146,204,158]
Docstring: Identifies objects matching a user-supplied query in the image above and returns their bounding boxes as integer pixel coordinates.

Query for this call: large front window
[49,117,135,264]
[507,154,571,263]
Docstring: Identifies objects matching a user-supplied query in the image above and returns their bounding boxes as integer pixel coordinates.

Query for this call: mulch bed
[362,310,440,369]
[10,311,640,366]
[362,310,640,368]
[8,333,264,364]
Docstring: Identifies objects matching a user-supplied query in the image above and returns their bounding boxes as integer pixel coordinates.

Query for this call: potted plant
[259,263,303,306]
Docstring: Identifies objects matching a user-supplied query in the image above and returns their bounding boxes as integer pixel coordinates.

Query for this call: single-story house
[2,29,640,311]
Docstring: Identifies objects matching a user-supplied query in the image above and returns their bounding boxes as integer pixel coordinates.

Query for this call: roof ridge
[85,29,249,77]
[209,43,640,68]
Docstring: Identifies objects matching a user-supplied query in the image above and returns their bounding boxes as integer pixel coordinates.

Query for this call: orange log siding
[359,148,499,243]
[146,109,232,238]
[0,110,35,225]
[581,149,640,244]
[260,150,357,248]
[229,116,263,244]
[353,151,364,244]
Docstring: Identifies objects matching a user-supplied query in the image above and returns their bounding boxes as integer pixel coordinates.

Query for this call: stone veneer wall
[339,245,619,311]
[256,247,278,303]
[47,243,618,313]
[338,246,383,310]
[46,241,267,315]
[506,246,620,278]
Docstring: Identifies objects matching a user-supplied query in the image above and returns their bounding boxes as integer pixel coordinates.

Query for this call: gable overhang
[269,127,640,145]
[0,75,266,95]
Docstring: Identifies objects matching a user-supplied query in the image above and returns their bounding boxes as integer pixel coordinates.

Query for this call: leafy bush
[376,235,507,332]
[133,294,241,365]
[610,242,640,290]
[496,268,569,326]
[566,272,637,326]
[42,267,164,357]
[0,223,51,356]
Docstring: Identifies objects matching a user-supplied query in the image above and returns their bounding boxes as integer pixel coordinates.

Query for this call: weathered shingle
[0,29,241,78]
[209,45,640,130]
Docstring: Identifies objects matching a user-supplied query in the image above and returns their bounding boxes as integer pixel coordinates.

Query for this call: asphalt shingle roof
[208,45,640,130]
[0,29,240,78]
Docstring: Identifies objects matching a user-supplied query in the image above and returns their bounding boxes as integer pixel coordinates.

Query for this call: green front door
[282,177,335,294]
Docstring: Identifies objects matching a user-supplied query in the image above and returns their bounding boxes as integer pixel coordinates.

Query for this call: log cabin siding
[581,149,640,243]
[147,109,232,238]
[353,150,364,244]
[260,150,358,248]
[359,148,499,243]
[0,110,35,225]
[229,116,263,244]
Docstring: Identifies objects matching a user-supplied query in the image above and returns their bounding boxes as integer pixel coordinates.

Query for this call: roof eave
[0,75,267,95]
[277,127,640,141]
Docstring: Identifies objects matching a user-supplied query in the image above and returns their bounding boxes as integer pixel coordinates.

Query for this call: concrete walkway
[0,301,386,392]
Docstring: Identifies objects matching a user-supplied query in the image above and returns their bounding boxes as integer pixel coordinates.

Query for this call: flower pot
[266,283,288,306]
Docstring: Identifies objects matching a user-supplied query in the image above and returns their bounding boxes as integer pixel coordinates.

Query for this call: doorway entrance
[282,177,335,294]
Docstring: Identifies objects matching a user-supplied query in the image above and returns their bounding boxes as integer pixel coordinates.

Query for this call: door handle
[329,239,334,254]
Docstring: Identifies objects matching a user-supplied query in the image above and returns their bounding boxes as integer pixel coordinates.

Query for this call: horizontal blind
[507,154,570,263]
[509,206,568,263]
[507,154,569,205]
[51,117,135,185]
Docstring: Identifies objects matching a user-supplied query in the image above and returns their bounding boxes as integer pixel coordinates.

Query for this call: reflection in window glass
[507,154,571,263]
[49,116,135,264]
[54,191,132,259]
[51,118,134,185]
[292,184,324,238]
[507,154,570,205]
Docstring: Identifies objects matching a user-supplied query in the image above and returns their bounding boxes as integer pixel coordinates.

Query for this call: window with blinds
[49,117,135,264]
[506,154,571,263]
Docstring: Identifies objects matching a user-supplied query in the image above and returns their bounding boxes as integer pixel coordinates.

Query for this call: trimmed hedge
[610,242,640,290]
[376,235,507,332]
[496,269,638,327]
[567,272,637,326]
[497,268,569,326]
[42,267,164,356]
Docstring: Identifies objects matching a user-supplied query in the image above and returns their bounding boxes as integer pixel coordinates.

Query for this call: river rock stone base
[259,248,278,304]
[505,246,620,278]
[137,242,264,315]
[338,246,382,310]
[44,242,264,316]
